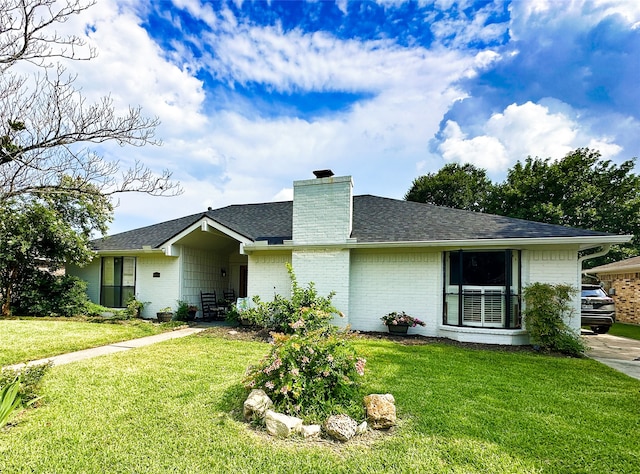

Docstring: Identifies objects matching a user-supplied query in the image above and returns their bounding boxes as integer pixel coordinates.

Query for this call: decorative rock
[324,414,357,442]
[243,389,273,421]
[265,410,303,438]
[300,424,322,439]
[356,421,368,435]
[364,393,397,429]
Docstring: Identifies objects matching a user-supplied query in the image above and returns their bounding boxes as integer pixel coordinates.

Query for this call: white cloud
[437,101,623,176]
[438,120,509,172]
[509,0,640,39]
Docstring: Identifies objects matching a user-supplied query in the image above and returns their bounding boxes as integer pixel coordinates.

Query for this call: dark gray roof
[352,195,611,242]
[92,195,614,251]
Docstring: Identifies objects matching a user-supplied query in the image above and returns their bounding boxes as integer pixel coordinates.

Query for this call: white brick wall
[248,252,292,301]
[137,255,180,318]
[292,249,351,327]
[292,176,353,244]
[522,248,581,331]
[348,250,441,335]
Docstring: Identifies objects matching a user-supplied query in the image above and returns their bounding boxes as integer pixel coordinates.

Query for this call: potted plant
[381,311,425,335]
[187,305,198,320]
[226,298,252,326]
[156,306,174,322]
[125,295,149,318]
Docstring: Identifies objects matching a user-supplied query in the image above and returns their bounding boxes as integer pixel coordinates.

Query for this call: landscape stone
[324,414,357,442]
[264,410,303,438]
[243,389,273,421]
[300,424,322,439]
[364,393,396,429]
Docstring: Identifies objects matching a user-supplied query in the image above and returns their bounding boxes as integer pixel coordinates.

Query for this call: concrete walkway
[4,326,207,372]
[582,331,640,381]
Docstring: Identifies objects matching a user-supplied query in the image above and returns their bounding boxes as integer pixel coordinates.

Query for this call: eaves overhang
[241,234,632,253]
[93,248,165,256]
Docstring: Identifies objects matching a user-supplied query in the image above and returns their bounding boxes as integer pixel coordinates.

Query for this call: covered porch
[161,217,250,320]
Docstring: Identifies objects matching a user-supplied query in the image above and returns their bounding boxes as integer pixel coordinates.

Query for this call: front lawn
[609,322,640,341]
[1,331,638,473]
[0,318,166,366]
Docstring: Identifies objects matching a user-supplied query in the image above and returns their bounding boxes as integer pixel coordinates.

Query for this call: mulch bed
[197,325,543,354]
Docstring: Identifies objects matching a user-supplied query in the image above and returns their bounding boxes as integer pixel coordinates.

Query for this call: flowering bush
[381,311,425,327]
[244,329,366,422]
[241,264,341,334]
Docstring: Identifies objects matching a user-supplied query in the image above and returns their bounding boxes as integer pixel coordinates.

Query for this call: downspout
[578,244,611,285]
[574,245,611,332]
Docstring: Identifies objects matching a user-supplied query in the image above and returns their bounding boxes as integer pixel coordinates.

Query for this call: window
[444,250,520,329]
[100,257,136,308]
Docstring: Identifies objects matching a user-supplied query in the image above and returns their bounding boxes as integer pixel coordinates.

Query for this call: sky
[56,0,640,235]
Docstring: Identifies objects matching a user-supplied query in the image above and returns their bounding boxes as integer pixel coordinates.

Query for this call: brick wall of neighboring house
[597,272,640,324]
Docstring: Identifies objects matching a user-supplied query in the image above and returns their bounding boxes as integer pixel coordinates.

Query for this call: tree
[406,148,640,265]
[405,163,494,212]
[0,1,182,315]
[0,187,109,315]
[488,148,640,263]
[0,0,181,201]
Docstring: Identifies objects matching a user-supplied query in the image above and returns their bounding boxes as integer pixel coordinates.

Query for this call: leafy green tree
[405,163,494,212]
[487,148,640,263]
[0,185,109,315]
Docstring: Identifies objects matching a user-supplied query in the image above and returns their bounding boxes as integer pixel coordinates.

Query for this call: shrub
[14,273,89,317]
[0,362,52,427]
[244,329,366,423]
[242,264,341,333]
[174,300,190,322]
[124,295,148,318]
[522,283,586,356]
[0,362,52,404]
[243,264,366,423]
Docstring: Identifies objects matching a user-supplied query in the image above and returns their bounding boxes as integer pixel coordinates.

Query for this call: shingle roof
[588,256,640,274]
[92,195,614,251]
[351,195,611,242]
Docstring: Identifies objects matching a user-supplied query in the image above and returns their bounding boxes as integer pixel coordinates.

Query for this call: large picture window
[100,257,136,308]
[444,250,520,329]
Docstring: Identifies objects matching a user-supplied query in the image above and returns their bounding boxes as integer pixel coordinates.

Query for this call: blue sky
[62,0,640,234]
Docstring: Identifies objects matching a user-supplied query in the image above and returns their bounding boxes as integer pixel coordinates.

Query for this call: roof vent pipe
[313,169,334,178]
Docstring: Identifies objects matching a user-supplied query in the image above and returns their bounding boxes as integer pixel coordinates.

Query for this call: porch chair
[223,289,236,304]
[200,291,223,321]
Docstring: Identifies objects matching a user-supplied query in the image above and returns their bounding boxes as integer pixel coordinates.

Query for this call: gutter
[241,235,632,253]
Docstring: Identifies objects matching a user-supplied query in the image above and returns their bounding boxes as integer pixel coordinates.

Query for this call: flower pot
[156,312,173,322]
[187,310,197,321]
[387,323,409,335]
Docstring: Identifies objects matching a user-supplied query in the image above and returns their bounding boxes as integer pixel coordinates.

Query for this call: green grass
[1,332,639,473]
[0,318,167,366]
[610,322,640,341]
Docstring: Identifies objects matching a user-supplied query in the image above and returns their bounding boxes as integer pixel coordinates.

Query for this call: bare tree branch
[0,0,182,203]
[0,0,96,70]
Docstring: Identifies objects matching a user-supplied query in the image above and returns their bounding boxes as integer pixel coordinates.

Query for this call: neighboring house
[67,171,630,345]
[586,256,640,325]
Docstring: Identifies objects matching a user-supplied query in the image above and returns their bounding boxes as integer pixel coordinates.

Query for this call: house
[585,256,640,325]
[67,171,631,345]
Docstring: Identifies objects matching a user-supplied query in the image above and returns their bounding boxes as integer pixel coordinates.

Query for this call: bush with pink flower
[242,266,367,422]
[244,328,366,423]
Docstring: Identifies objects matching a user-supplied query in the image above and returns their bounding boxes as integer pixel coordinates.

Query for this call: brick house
[67,171,630,345]
[586,257,640,325]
